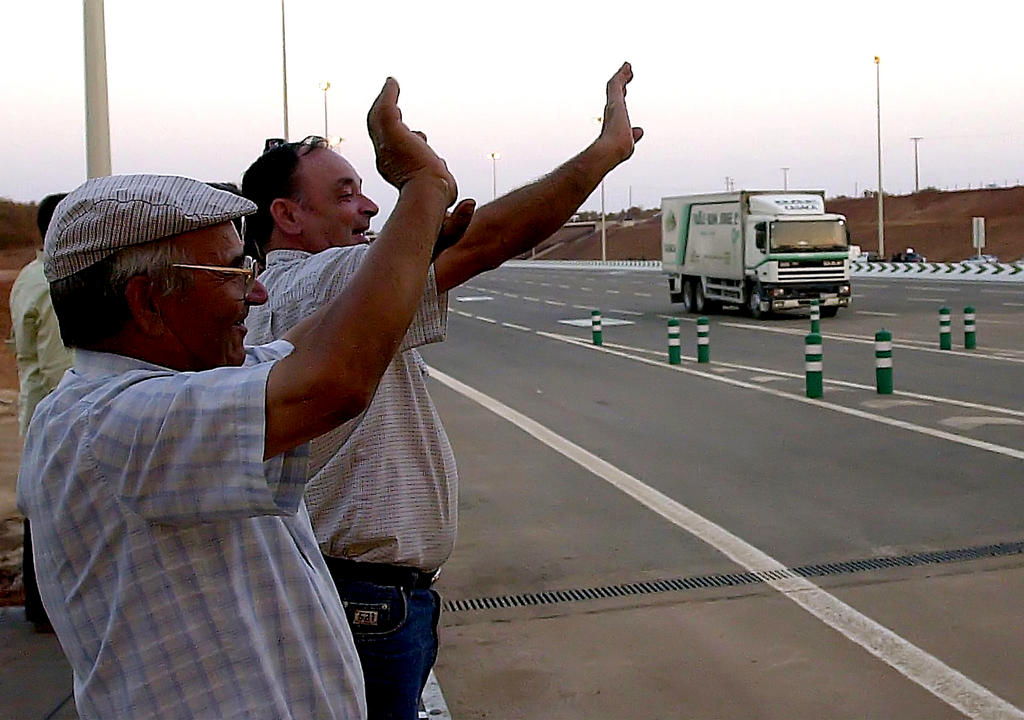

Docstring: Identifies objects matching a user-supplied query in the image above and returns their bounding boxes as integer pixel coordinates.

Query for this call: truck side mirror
[755,222,767,251]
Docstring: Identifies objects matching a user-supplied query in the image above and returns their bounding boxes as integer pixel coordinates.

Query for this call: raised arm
[264,78,457,459]
[432,62,644,293]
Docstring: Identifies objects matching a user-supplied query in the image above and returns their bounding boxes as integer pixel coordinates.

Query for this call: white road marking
[1001,302,1024,308]
[456,296,493,302]
[981,289,1022,295]
[427,367,1024,720]
[523,296,540,302]
[750,375,786,383]
[940,416,1024,431]
[856,311,899,317]
[719,322,1024,363]
[503,292,520,298]
[572,304,595,310]
[634,292,653,297]
[544,300,567,306]
[558,318,634,327]
[595,338,1024,419]
[861,398,931,409]
[606,289,621,294]
[501,322,531,332]
[475,316,497,324]
[454,310,474,318]
[657,314,697,323]
[558,284,571,289]
[540,332,1024,461]
[421,670,451,720]
[607,308,644,316]
[908,286,960,292]
[906,297,947,303]
[580,286,593,291]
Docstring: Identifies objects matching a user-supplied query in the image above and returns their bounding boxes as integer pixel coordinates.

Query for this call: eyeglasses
[263,135,329,156]
[171,255,258,295]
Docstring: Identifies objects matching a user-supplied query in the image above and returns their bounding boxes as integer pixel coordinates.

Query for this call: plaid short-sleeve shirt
[246,247,457,571]
[16,341,365,719]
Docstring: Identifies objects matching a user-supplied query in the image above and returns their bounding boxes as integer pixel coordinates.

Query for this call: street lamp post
[319,81,331,138]
[488,152,500,201]
[83,0,112,178]
[781,167,790,190]
[280,0,289,140]
[911,136,922,193]
[875,55,885,259]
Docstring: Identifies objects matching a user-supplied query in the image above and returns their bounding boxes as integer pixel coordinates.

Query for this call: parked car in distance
[963,254,999,263]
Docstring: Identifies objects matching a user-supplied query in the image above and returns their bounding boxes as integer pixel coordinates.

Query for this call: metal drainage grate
[443,539,1024,613]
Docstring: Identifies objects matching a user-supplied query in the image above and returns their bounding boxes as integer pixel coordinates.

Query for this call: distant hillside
[531,187,1024,263]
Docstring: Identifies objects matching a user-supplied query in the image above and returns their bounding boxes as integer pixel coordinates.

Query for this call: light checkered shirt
[17,341,365,720]
[246,247,457,571]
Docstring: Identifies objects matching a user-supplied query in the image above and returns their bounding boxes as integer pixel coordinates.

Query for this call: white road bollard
[805,333,823,398]
[875,329,893,394]
[668,319,681,364]
[810,300,821,334]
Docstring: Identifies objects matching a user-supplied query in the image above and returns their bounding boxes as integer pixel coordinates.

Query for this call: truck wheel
[746,283,764,319]
[680,279,696,313]
[695,282,710,314]
[821,306,839,318]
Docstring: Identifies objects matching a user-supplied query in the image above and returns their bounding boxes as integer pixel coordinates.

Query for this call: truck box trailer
[661,190,851,318]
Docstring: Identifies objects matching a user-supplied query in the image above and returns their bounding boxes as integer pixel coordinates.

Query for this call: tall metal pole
[781,167,789,190]
[83,0,111,178]
[281,0,289,140]
[911,136,922,192]
[875,55,884,258]
[488,152,500,201]
[600,179,607,262]
[319,81,331,138]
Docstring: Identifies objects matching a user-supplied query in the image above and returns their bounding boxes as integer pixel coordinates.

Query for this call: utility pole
[874,55,885,259]
[781,167,790,190]
[83,0,111,178]
[910,136,922,192]
[280,0,289,140]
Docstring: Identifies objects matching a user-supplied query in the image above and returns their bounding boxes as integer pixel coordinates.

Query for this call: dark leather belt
[322,555,439,590]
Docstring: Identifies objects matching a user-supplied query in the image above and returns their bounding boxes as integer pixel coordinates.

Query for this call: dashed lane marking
[501,322,531,331]
[426,367,1024,720]
[856,311,899,317]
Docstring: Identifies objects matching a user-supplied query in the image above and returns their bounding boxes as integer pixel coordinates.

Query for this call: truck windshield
[770,220,847,252]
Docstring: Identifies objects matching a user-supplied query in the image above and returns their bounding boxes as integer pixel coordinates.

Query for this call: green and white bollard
[875,329,893,394]
[591,310,602,346]
[697,317,710,363]
[805,333,823,398]
[939,306,951,350]
[964,306,977,350]
[810,300,821,334]
[667,318,681,365]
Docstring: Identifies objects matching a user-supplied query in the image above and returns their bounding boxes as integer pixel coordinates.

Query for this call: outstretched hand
[367,77,458,205]
[598,62,644,164]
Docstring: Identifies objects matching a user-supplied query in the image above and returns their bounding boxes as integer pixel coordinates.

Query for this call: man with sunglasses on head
[17,78,456,720]
[242,62,643,719]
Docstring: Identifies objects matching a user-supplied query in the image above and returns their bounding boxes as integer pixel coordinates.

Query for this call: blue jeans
[335,578,441,720]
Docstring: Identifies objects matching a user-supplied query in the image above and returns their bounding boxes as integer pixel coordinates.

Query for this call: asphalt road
[422,267,1024,719]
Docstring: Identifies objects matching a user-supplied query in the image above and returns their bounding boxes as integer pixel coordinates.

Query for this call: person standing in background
[8,192,73,632]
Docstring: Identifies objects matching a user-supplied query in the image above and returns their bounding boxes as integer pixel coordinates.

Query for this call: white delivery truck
[661,190,852,318]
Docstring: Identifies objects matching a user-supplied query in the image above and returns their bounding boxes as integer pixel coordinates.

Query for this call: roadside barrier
[667,319,681,364]
[875,330,893,394]
[697,317,710,363]
[810,300,821,334]
[805,333,823,398]
[591,310,602,346]
[964,306,977,350]
[939,307,952,350]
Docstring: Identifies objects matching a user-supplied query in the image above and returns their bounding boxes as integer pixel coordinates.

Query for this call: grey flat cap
[44,174,256,281]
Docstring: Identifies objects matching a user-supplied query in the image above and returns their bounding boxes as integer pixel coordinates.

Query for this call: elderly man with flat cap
[17,79,456,720]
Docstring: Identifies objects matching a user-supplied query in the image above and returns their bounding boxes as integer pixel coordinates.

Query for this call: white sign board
[972,217,985,249]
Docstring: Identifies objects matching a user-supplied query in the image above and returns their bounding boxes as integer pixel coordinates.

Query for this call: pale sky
[3,0,1023,229]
